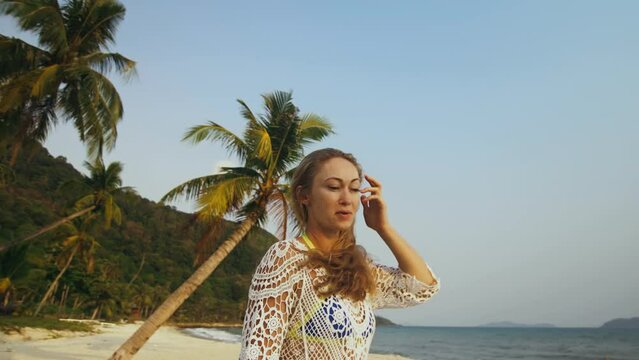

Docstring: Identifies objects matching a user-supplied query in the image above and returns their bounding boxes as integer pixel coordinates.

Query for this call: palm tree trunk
[34,246,79,316]
[0,206,95,253]
[109,215,257,360]
[72,296,81,310]
[3,288,11,308]
[8,140,22,167]
[127,254,146,288]
[58,284,70,314]
[91,304,101,320]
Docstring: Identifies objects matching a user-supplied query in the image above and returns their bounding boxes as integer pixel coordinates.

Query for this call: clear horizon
[1,0,637,328]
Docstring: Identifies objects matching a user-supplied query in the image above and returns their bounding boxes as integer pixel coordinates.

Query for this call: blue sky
[1,1,638,327]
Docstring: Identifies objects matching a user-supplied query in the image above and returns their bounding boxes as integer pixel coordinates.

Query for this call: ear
[296,185,309,205]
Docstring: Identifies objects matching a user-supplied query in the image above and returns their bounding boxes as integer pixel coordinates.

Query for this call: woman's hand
[360,174,390,233]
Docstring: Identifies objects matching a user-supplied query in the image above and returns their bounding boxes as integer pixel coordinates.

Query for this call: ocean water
[369,327,639,360]
[183,326,639,360]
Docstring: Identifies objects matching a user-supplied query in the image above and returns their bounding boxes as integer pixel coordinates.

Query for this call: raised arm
[377,226,438,285]
[360,174,441,309]
[360,174,438,285]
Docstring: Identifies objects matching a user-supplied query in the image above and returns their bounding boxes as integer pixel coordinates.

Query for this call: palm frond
[182,121,249,161]
[111,203,122,226]
[161,170,258,204]
[195,175,257,220]
[1,97,58,153]
[192,218,224,266]
[60,67,123,159]
[247,126,272,163]
[58,221,79,236]
[0,35,51,81]
[298,113,334,144]
[104,161,124,190]
[267,113,303,176]
[219,166,262,180]
[261,90,295,126]
[80,52,136,79]
[0,70,42,113]
[74,193,95,210]
[88,68,123,149]
[0,0,68,53]
[60,73,105,155]
[282,166,297,184]
[104,194,114,228]
[62,234,80,248]
[64,0,125,53]
[237,99,260,126]
[267,188,290,240]
[31,64,61,97]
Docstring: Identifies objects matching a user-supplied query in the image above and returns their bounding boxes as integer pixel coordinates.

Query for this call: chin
[335,222,355,232]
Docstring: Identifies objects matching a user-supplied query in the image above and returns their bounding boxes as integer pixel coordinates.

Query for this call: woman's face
[302,157,362,235]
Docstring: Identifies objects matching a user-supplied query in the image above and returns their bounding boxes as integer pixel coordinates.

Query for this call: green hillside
[0,144,277,323]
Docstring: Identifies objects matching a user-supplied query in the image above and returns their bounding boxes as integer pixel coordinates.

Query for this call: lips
[336,210,352,215]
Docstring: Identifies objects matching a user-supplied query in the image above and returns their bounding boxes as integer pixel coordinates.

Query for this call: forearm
[378,226,438,286]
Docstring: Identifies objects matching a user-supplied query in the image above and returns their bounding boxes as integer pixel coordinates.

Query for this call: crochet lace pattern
[239,238,440,360]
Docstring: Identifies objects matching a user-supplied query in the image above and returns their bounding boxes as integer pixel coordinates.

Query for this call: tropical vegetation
[0,158,133,253]
[0,143,277,323]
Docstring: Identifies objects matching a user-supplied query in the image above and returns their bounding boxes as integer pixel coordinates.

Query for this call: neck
[304,226,339,253]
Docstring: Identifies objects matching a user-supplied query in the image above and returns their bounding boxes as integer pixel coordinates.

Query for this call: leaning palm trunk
[0,206,95,253]
[34,246,79,316]
[109,215,257,360]
[9,141,21,167]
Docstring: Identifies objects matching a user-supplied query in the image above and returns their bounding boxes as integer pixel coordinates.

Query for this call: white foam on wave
[182,327,242,343]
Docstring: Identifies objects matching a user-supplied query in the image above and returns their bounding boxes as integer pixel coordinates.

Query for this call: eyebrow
[324,177,360,184]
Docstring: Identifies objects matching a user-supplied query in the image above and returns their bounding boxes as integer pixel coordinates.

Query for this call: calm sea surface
[183,326,639,360]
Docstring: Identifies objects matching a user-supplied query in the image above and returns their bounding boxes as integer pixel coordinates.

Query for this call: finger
[359,186,380,195]
[360,195,370,208]
[361,195,382,207]
[364,174,382,189]
[363,194,381,202]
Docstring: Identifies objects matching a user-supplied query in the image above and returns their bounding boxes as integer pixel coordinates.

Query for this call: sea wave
[181,327,241,343]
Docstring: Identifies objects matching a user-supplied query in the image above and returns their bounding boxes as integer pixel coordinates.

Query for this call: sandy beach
[0,323,409,360]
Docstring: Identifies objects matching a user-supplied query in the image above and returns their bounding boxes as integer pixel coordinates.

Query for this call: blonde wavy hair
[291,148,376,301]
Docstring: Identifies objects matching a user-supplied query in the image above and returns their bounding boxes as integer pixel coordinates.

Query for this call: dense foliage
[0,143,276,323]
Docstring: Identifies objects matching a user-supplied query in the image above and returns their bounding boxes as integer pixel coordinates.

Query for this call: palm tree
[0,158,134,253]
[109,90,333,359]
[34,214,100,316]
[0,0,136,165]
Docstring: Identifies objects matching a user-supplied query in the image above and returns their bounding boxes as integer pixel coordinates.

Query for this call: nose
[338,188,353,205]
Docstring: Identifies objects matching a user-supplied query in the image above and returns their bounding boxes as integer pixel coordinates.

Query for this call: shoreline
[172,321,243,328]
[0,322,411,360]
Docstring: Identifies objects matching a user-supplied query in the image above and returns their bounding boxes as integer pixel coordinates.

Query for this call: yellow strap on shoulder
[301,233,315,250]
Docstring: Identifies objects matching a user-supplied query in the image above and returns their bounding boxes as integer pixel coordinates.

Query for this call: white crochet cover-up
[239,238,441,360]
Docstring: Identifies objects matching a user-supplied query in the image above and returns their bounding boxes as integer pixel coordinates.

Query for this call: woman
[239,148,440,359]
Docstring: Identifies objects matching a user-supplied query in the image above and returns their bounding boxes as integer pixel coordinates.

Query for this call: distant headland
[476,317,639,329]
[600,317,639,329]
